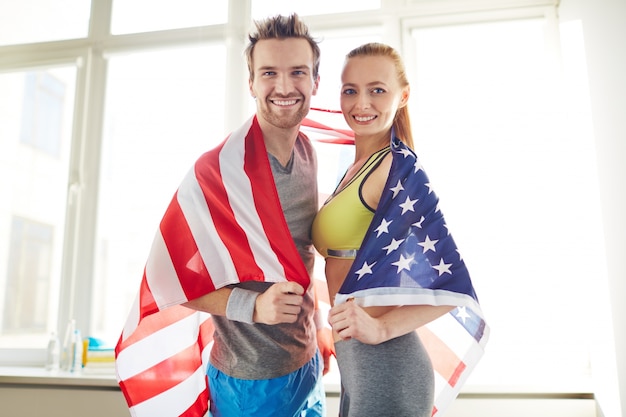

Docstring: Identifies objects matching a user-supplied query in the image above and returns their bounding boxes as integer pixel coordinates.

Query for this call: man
[115,13,332,417]
[183,13,331,417]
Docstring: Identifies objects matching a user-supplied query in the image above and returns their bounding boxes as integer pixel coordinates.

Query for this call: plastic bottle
[70,328,83,373]
[61,319,76,371]
[45,332,60,371]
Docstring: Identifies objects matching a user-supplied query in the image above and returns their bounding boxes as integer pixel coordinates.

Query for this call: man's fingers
[276,281,305,296]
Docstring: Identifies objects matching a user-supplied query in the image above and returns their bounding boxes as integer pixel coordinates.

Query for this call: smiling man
[116,13,332,417]
[179,14,331,417]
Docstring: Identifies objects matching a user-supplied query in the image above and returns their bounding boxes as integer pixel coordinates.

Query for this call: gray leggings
[335,331,434,417]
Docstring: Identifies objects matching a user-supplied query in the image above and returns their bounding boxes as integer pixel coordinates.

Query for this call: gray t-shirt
[209,133,319,380]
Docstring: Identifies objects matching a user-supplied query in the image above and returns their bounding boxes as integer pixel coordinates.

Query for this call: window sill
[0,366,594,400]
[0,366,119,389]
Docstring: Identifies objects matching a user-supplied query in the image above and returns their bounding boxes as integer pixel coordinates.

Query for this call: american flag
[115,116,315,416]
[332,133,489,417]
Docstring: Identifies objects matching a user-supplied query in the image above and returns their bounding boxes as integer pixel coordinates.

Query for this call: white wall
[558,1,626,416]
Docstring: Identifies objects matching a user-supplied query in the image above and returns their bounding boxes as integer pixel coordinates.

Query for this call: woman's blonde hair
[346,42,414,149]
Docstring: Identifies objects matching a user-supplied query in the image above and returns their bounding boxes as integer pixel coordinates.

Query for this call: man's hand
[253,282,305,325]
[316,327,335,375]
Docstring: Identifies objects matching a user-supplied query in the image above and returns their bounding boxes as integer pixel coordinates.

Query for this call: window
[406,16,602,386]
[91,44,228,343]
[0,67,75,349]
[4,217,54,333]
[251,0,380,18]
[111,0,227,35]
[0,0,90,46]
[20,72,66,157]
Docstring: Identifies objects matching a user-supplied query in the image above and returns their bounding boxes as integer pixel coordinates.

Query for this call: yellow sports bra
[312,147,390,259]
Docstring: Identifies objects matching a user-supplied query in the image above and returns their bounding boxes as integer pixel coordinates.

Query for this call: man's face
[249,38,319,130]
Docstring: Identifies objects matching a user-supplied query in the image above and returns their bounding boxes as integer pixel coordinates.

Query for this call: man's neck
[260,123,300,167]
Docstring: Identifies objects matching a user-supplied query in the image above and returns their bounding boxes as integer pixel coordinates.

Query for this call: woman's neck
[353,131,390,162]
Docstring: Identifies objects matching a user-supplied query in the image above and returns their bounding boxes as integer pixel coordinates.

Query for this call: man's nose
[274,74,294,95]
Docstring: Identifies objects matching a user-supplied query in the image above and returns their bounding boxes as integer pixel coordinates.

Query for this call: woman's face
[340,55,408,138]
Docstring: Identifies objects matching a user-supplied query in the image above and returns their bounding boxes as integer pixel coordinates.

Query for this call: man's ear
[249,78,255,98]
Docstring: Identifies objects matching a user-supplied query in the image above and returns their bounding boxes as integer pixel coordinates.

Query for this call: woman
[312,43,487,416]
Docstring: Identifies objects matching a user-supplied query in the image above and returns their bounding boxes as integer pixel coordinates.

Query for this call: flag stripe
[220,121,286,281]
[242,119,311,285]
[120,342,202,406]
[196,139,265,283]
[417,326,466,387]
[117,308,208,380]
[129,366,208,417]
[147,220,191,309]
[178,165,239,289]
[118,293,187,351]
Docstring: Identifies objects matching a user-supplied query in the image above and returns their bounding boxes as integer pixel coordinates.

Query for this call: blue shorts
[207,350,325,417]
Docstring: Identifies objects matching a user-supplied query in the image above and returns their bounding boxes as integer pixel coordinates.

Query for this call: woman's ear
[400,86,410,107]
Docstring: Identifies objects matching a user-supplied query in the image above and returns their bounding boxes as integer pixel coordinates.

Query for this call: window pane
[0,0,90,46]
[111,0,227,35]
[0,67,76,348]
[252,0,380,18]
[92,45,226,345]
[409,19,600,386]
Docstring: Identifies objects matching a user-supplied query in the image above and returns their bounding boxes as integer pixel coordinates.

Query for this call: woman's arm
[329,300,454,345]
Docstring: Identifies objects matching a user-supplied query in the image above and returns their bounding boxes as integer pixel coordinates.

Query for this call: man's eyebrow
[256,65,311,71]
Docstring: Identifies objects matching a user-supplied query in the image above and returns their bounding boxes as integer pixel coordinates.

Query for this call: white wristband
[225,287,259,324]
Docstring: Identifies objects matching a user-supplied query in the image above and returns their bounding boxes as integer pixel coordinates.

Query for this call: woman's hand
[329,300,455,345]
[328,300,386,345]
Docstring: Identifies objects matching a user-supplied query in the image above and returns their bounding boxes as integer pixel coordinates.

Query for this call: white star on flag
[391,254,414,273]
[355,261,376,280]
[389,180,404,198]
[432,258,452,276]
[399,196,418,214]
[418,235,439,253]
[382,238,404,255]
[375,218,393,237]
[399,148,413,158]
[455,306,471,324]
[412,216,425,228]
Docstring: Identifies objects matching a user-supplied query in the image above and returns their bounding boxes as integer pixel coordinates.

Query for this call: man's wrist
[225,287,259,324]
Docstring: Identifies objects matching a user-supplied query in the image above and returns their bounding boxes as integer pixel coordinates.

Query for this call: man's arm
[182,287,232,316]
[183,281,305,325]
